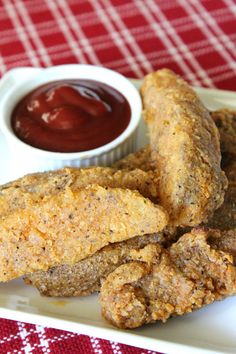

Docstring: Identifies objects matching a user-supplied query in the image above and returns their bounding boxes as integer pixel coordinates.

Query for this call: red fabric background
[0,0,236,353]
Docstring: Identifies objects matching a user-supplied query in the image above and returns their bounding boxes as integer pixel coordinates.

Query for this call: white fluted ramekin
[0,65,142,177]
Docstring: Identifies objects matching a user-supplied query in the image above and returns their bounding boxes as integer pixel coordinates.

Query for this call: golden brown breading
[24,231,177,297]
[113,146,153,171]
[211,109,236,158]
[140,69,227,227]
[111,110,236,172]
[169,229,236,299]
[208,229,236,264]
[0,166,159,217]
[206,182,236,231]
[100,228,236,329]
[206,160,236,230]
[0,185,168,282]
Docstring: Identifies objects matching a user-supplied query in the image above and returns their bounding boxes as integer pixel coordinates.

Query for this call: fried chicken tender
[24,231,177,297]
[0,166,159,217]
[140,69,227,227]
[0,185,168,282]
[100,228,236,329]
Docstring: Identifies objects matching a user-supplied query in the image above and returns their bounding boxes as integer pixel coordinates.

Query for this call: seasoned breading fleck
[0,185,168,282]
[100,228,236,329]
[141,69,227,227]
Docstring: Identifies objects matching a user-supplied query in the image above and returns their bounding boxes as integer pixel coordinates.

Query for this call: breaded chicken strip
[0,167,159,217]
[141,69,227,227]
[24,231,177,297]
[0,185,168,282]
[100,228,236,328]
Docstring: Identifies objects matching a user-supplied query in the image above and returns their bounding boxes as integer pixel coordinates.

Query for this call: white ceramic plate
[0,78,236,354]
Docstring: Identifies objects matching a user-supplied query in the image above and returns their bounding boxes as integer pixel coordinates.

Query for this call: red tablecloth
[0,0,235,353]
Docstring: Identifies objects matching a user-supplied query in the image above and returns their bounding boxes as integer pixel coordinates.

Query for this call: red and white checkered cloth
[0,0,236,353]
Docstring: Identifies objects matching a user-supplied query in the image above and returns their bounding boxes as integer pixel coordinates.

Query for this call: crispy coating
[169,229,236,298]
[100,228,236,328]
[0,185,168,282]
[112,110,236,172]
[211,109,236,158]
[24,231,177,297]
[0,167,159,217]
[141,69,227,227]
[206,160,236,230]
[206,182,236,230]
[208,229,236,264]
[113,146,153,171]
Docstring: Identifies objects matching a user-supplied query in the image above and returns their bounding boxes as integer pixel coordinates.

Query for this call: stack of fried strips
[0,69,235,329]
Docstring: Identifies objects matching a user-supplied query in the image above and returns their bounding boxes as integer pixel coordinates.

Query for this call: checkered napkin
[1,318,158,354]
[1,0,236,89]
[0,0,235,353]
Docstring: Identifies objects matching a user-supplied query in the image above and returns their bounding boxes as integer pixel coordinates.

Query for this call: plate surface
[0,78,236,354]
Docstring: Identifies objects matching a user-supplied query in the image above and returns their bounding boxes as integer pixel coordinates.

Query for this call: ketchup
[11,80,131,152]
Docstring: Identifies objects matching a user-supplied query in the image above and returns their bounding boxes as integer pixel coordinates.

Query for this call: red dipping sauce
[11,80,131,153]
